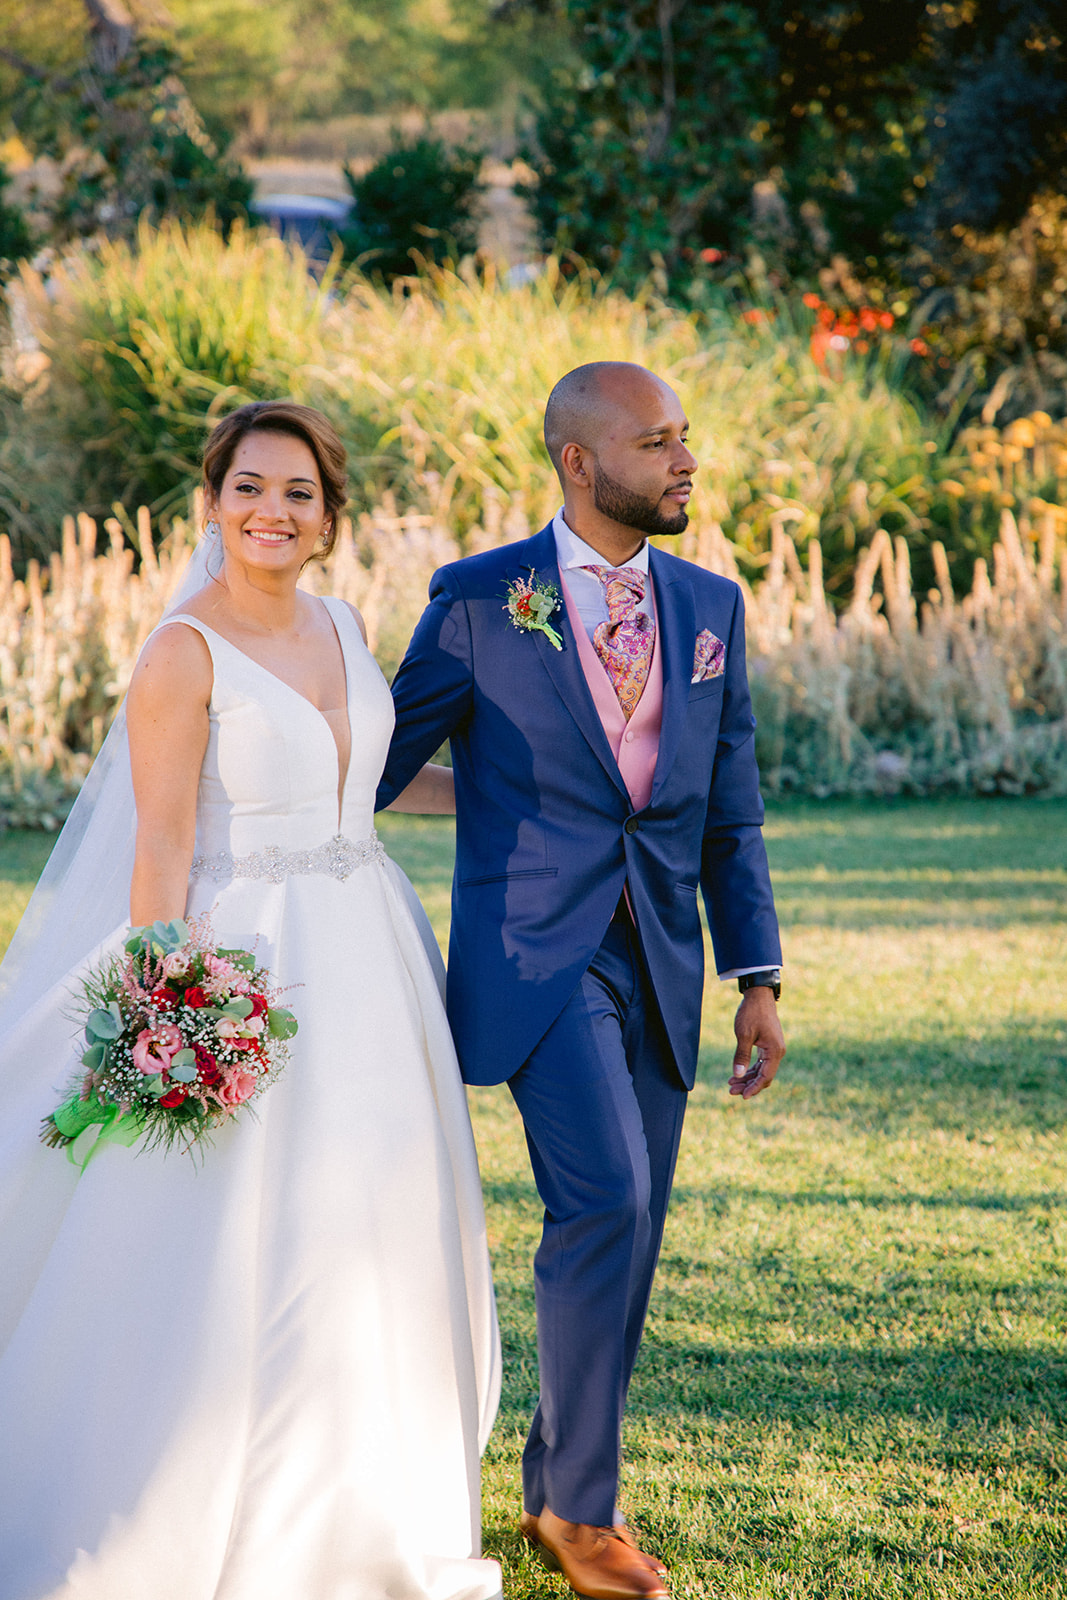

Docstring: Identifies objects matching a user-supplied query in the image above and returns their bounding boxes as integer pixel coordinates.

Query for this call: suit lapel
[649,547,695,805]
[516,526,630,800]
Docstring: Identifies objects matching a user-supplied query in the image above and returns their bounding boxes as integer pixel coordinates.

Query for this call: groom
[377,362,784,1599]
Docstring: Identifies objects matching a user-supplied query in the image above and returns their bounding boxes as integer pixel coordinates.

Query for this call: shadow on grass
[669,1183,1067,1212]
[695,1023,1067,1129]
[625,1340,1067,1436]
[486,1326,1067,1443]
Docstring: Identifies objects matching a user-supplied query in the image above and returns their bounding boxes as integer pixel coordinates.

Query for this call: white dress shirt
[551,509,652,640]
[551,509,778,987]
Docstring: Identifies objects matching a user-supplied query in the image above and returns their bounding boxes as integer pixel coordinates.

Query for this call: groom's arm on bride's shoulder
[125,623,213,925]
[375,566,474,814]
[697,584,785,1096]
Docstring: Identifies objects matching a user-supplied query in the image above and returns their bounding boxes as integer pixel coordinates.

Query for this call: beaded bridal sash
[190,831,386,885]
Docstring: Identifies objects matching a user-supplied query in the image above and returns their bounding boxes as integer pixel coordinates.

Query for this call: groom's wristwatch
[738,969,781,1001]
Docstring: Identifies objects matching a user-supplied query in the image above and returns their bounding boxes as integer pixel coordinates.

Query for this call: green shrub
[0,167,35,280]
[17,219,339,514]
[5,218,1029,596]
[339,136,483,281]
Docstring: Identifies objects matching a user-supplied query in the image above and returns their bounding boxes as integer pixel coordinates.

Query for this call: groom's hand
[729,989,785,1099]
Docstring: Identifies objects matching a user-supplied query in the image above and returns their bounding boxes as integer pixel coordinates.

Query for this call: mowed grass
[4,802,1065,1598]
[379,801,1067,1600]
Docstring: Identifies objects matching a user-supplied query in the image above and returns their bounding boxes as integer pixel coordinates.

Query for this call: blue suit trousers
[507,903,689,1527]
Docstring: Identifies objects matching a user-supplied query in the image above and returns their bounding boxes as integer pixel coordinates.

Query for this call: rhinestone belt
[190,831,385,885]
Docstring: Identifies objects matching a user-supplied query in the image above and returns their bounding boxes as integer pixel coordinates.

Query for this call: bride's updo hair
[202,401,348,558]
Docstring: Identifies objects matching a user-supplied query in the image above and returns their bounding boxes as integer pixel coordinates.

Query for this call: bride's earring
[206,518,221,539]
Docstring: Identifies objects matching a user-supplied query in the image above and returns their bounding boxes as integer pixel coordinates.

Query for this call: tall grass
[1,219,1007,589]
[5,490,1067,827]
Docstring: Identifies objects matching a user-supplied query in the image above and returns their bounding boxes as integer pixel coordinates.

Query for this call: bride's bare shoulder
[128,619,214,709]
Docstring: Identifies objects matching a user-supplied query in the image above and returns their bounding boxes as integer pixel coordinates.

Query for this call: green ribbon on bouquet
[43,1093,143,1173]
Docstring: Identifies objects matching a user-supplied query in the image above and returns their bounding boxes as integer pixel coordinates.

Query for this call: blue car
[249,193,353,261]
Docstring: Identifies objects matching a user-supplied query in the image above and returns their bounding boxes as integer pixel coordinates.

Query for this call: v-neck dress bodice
[0,596,501,1600]
[171,601,393,857]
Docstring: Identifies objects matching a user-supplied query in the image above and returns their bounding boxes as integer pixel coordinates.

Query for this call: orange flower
[802,291,822,309]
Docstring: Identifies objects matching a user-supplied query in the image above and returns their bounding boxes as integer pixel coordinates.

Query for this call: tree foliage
[521,1,1067,288]
[167,0,557,128]
[339,137,484,281]
[0,0,251,244]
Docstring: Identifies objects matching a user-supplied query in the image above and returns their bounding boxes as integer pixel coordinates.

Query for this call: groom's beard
[592,461,690,538]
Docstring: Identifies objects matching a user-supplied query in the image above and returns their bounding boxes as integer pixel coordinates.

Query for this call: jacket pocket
[458,867,560,887]
[688,675,725,701]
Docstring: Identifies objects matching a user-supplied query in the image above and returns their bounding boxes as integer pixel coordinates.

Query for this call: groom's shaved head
[544,362,673,479]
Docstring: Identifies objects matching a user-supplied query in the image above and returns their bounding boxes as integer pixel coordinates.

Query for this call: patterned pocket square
[692,629,725,683]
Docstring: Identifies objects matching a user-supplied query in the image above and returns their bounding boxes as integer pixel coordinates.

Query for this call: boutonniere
[504,569,563,650]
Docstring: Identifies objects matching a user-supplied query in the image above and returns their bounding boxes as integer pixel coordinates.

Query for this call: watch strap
[737,968,781,1001]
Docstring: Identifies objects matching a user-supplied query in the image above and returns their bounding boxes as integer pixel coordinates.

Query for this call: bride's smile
[211,430,329,575]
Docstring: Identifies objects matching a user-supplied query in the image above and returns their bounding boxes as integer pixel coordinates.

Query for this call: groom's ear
[560,441,591,489]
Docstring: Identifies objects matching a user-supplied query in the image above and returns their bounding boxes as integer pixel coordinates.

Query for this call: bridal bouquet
[41,917,298,1165]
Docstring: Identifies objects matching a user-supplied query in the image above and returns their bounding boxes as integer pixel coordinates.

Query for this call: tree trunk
[83,0,136,73]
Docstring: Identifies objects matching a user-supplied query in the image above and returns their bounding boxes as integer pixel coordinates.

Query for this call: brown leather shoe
[521,1511,668,1580]
[519,1506,668,1599]
[612,1520,669,1579]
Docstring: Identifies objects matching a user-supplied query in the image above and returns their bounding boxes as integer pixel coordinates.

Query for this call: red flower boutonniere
[504,570,563,650]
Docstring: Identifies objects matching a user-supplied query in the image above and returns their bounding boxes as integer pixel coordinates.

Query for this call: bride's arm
[125,624,213,924]
[384,761,455,814]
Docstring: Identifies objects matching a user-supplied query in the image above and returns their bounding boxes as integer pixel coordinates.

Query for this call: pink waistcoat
[558,571,664,810]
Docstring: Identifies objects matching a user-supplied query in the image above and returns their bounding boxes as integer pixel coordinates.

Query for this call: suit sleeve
[374,566,475,812]
[699,584,783,973]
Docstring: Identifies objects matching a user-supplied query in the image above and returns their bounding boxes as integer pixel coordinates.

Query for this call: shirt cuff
[718,964,782,982]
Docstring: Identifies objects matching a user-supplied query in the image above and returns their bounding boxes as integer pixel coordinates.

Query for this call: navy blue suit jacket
[375,523,781,1089]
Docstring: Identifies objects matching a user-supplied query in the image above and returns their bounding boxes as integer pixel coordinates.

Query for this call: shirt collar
[551,508,650,575]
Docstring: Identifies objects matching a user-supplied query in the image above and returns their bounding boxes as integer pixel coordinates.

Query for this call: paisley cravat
[582,565,655,720]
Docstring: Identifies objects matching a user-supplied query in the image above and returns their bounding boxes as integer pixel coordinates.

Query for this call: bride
[0,402,502,1600]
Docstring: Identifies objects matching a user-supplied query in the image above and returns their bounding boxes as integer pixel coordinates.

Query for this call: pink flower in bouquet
[161,951,192,980]
[215,1017,240,1040]
[203,954,251,995]
[132,1023,183,1075]
[218,1069,258,1107]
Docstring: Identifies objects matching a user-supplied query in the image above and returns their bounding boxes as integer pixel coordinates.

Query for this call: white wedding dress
[0,598,502,1600]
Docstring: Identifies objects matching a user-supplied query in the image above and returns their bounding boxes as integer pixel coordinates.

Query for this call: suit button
[624,816,639,835]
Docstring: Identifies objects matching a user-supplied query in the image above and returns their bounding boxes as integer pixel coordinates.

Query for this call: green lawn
[4,802,1066,1598]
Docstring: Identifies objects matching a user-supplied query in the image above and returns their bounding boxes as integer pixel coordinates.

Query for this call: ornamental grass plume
[4,492,1067,821]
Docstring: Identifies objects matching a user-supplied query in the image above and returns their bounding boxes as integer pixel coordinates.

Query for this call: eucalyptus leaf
[150,918,188,954]
[170,1047,196,1068]
[221,997,253,1019]
[86,1007,121,1041]
[268,1007,298,1039]
[168,1061,198,1084]
[143,1074,166,1098]
[81,1041,106,1071]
